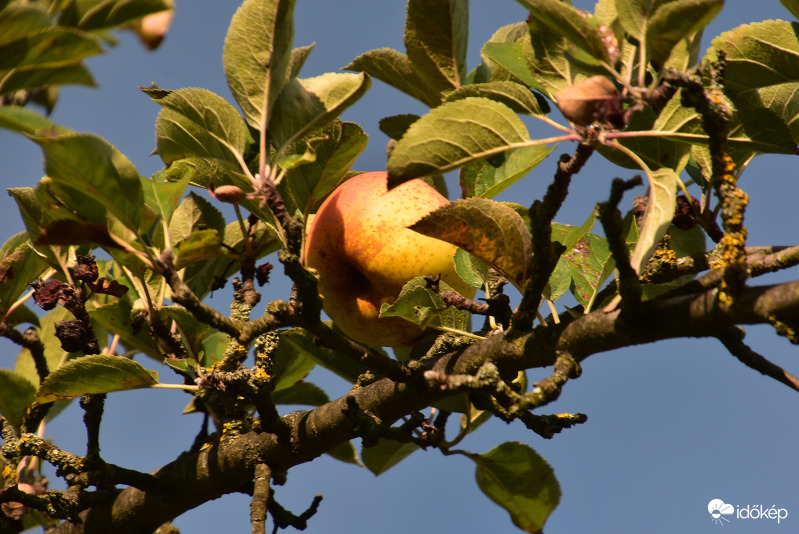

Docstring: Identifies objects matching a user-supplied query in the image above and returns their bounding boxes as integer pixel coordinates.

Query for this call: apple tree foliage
[2,0,799,532]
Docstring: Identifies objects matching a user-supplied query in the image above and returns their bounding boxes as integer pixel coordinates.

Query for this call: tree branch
[44,279,799,533]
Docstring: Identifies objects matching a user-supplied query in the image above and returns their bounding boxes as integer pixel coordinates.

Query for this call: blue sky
[2,1,799,532]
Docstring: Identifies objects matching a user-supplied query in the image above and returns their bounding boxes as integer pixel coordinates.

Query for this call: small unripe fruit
[556,76,619,126]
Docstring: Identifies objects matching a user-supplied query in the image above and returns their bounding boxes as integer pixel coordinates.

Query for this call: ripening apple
[304,171,475,347]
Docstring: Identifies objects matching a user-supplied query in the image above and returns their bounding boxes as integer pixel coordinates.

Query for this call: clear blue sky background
[2,1,798,533]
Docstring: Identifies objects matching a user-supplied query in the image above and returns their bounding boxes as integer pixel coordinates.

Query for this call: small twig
[80,394,105,464]
[308,322,414,383]
[267,490,323,533]
[511,144,594,332]
[717,327,799,392]
[250,462,271,534]
[597,176,644,314]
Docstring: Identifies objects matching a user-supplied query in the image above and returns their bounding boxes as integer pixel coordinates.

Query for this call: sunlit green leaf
[154,87,250,167]
[709,20,799,93]
[279,121,368,215]
[481,41,541,91]
[454,248,489,289]
[344,47,441,107]
[517,0,610,64]
[223,0,296,129]
[379,277,471,331]
[36,355,158,403]
[269,72,370,149]
[459,144,554,199]
[0,369,37,428]
[629,168,678,275]
[404,0,468,91]
[444,80,550,116]
[645,0,722,66]
[33,133,143,232]
[388,97,532,180]
[0,233,48,319]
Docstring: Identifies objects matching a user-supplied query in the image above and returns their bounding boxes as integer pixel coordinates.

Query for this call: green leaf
[35,355,159,403]
[279,120,368,215]
[344,47,441,107]
[630,168,678,274]
[459,144,554,199]
[0,105,71,136]
[278,327,369,383]
[223,0,297,129]
[33,133,143,232]
[379,277,471,332]
[271,381,328,406]
[481,41,542,91]
[172,229,223,270]
[564,233,615,309]
[154,87,250,167]
[469,441,561,533]
[288,43,315,78]
[379,114,420,141]
[388,97,532,180]
[325,440,362,466]
[645,0,722,66]
[15,307,74,390]
[168,192,226,245]
[140,172,191,244]
[760,82,799,143]
[0,27,101,72]
[269,71,370,150]
[615,0,669,40]
[782,0,799,19]
[0,63,95,95]
[0,5,53,46]
[0,234,48,318]
[362,439,419,476]
[271,339,316,392]
[454,248,489,289]
[709,20,799,93]
[444,80,550,116]
[517,0,610,64]
[0,369,37,429]
[546,255,572,302]
[598,104,691,171]
[88,300,163,360]
[410,198,533,291]
[58,0,170,31]
[404,0,469,92]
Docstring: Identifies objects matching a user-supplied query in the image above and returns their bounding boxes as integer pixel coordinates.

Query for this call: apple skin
[304,171,475,347]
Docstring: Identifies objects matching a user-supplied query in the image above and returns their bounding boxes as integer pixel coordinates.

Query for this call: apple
[304,171,475,347]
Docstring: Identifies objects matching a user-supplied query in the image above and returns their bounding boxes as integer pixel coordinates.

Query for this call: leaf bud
[210,184,247,203]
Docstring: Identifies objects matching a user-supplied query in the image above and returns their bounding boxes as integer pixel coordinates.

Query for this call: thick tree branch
[40,277,799,533]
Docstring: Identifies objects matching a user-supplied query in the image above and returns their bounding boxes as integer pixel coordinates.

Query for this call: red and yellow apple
[304,171,475,347]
